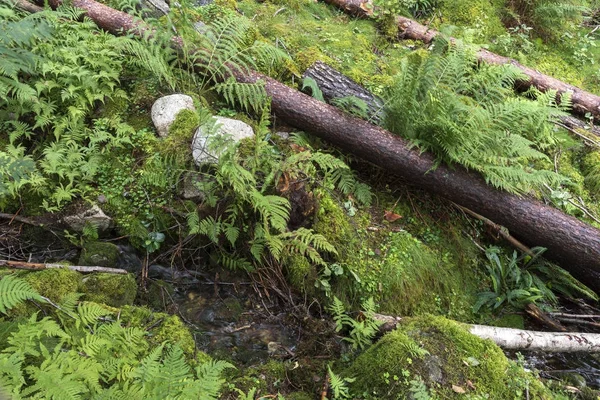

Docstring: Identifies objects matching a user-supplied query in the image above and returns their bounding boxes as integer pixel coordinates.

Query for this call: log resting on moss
[38,0,600,293]
[374,314,600,352]
[320,0,600,121]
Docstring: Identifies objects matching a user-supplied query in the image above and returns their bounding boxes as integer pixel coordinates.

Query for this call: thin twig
[453,203,534,256]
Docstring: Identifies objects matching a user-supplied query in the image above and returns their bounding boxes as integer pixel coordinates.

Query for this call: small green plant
[474,246,598,313]
[328,296,382,350]
[328,366,356,399]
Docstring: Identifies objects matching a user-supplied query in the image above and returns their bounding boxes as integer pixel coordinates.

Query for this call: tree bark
[320,0,600,120]
[38,0,600,294]
[469,324,600,352]
[303,61,384,123]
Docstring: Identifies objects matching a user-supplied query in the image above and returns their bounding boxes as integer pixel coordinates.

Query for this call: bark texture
[469,325,600,352]
[303,61,384,123]
[320,0,600,120]
[40,0,600,293]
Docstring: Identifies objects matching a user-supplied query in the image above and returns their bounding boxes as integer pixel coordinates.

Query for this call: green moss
[491,313,525,329]
[284,254,317,295]
[436,0,506,40]
[22,268,82,304]
[79,242,120,268]
[345,315,552,399]
[82,273,137,307]
[167,109,200,138]
[582,150,600,195]
[120,305,207,363]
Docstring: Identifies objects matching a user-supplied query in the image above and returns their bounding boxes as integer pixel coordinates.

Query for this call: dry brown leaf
[384,210,402,222]
[452,385,466,394]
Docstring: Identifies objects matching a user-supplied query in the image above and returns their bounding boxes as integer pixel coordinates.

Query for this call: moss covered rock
[23,268,82,304]
[82,273,137,307]
[79,242,120,268]
[345,315,552,399]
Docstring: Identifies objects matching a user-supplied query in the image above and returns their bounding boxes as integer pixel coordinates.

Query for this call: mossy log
[374,314,600,352]
[35,0,600,293]
[320,0,600,121]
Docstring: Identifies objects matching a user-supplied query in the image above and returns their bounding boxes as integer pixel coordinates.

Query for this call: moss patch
[345,315,552,399]
[79,242,120,268]
[22,268,82,304]
[82,273,137,307]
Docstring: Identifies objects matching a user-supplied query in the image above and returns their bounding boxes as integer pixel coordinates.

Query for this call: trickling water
[519,351,600,389]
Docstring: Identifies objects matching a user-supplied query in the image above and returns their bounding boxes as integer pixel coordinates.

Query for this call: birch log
[469,325,600,352]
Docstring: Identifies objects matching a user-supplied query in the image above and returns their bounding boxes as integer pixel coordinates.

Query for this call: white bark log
[469,324,600,352]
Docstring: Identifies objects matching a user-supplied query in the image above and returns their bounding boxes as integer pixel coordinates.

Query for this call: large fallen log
[373,314,600,352]
[35,0,600,293]
[320,0,600,121]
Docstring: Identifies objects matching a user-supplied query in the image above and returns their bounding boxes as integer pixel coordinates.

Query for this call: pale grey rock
[191,117,254,165]
[140,0,169,17]
[62,205,113,233]
[151,94,195,138]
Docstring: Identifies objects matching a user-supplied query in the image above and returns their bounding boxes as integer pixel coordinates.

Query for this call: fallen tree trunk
[320,0,600,121]
[36,0,600,293]
[469,325,600,352]
[374,314,600,352]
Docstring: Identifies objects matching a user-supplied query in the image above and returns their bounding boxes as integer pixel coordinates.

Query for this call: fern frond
[0,275,45,314]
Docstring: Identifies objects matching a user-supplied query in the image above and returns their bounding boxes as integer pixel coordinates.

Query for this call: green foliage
[504,0,587,39]
[327,296,382,350]
[375,0,439,18]
[301,76,325,102]
[191,14,290,113]
[383,42,568,195]
[330,96,370,119]
[186,111,370,271]
[0,275,45,315]
[474,246,598,313]
[328,366,356,399]
[0,5,174,211]
[0,275,233,398]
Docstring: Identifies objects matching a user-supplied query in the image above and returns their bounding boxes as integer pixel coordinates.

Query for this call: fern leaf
[0,275,45,314]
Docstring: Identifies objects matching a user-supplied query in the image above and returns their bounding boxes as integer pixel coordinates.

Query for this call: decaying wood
[33,0,600,293]
[0,259,128,274]
[304,61,600,145]
[373,314,600,352]
[1,0,43,12]
[320,0,600,120]
[0,212,44,227]
[303,61,384,123]
[525,303,567,332]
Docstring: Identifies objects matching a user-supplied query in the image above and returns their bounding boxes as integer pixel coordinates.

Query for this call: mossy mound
[436,0,506,41]
[308,192,478,318]
[79,242,120,268]
[82,273,137,307]
[120,305,207,364]
[345,315,552,399]
[22,267,82,304]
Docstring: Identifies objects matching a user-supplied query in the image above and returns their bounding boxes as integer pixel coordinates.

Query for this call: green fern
[0,275,45,314]
[383,42,568,196]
